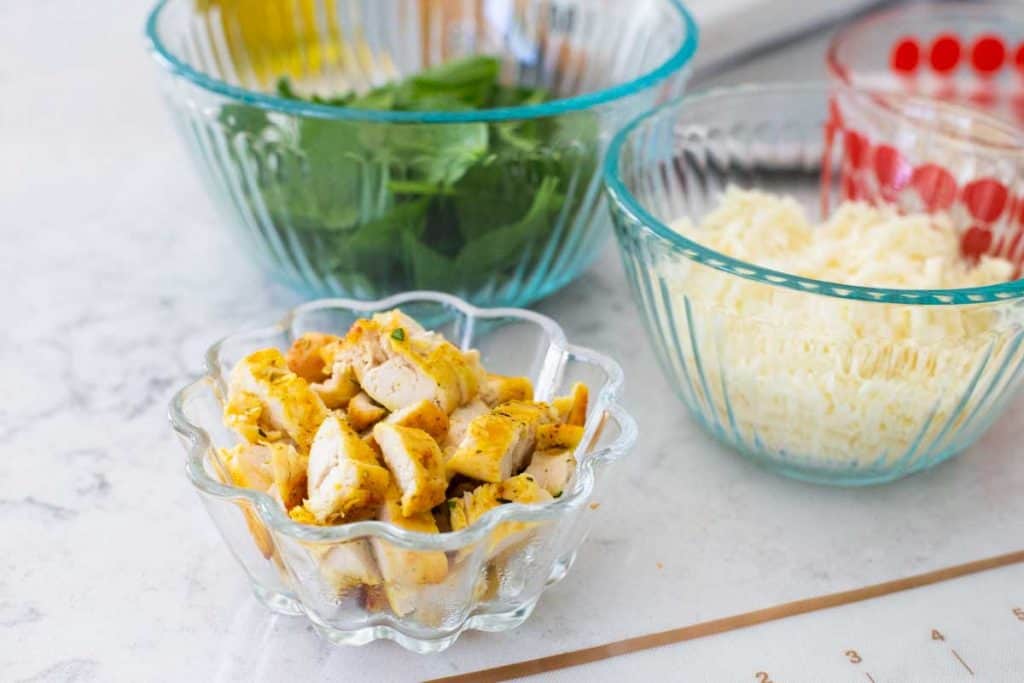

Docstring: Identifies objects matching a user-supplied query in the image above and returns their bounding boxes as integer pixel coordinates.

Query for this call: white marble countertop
[5,3,1024,682]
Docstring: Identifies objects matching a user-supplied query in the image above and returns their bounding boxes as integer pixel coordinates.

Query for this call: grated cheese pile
[665,188,1017,468]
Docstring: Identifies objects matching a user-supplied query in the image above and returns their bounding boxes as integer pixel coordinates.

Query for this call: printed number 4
[1014,607,1024,621]
[932,629,946,641]
[755,672,774,683]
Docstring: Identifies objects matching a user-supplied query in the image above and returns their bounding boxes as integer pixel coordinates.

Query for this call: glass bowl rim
[144,0,699,123]
[602,81,1024,306]
[168,291,637,549]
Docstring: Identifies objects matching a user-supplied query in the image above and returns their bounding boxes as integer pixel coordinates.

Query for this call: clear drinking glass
[169,292,636,651]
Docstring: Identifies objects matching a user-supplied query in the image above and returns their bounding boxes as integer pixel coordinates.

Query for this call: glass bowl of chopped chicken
[145,0,697,307]
[604,82,1024,485]
[169,292,635,651]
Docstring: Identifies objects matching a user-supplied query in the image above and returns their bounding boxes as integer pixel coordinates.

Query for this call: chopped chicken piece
[480,373,534,407]
[324,319,389,383]
[551,382,589,426]
[318,540,381,593]
[220,443,274,491]
[219,445,278,558]
[306,414,390,523]
[386,400,449,441]
[445,401,549,483]
[219,441,307,509]
[223,391,279,444]
[347,391,387,432]
[227,348,328,452]
[285,332,339,382]
[311,363,360,410]
[536,423,585,451]
[360,348,461,413]
[267,442,308,509]
[426,341,481,407]
[523,449,577,497]
[372,423,447,516]
[443,399,489,454]
[370,486,448,614]
[449,474,552,558]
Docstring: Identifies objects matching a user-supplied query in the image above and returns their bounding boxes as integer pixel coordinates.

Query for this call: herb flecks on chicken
[220,308,588,613]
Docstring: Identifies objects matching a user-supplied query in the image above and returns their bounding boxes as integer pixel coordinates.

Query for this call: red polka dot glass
[829,1,1024,124]
[827,1,1024,268]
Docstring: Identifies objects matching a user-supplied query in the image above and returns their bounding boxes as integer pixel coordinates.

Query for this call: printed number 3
[845,650,862,663]
[755,673,774,683]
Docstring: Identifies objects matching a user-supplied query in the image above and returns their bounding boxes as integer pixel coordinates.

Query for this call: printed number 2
[755,672,774,683]
[845,650,862,663]
[1013,607,1024,621]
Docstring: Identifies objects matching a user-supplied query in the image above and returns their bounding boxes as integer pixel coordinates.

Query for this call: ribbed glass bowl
[604,83,1024,486]
[169,292,636,652]
[146,0,696,307]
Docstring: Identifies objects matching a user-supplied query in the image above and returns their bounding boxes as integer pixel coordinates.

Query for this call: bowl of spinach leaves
[148,0,698,306]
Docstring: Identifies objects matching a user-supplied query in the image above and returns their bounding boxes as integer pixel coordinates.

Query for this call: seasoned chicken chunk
[285,332,339,383]
[449,473,552,558]
[480,373,534,407]
[551,382,588,426]
[227,348,328,452]
[360,347,461,413]
[536,423,585,451]
[446,401,549,483]
[523,449,577,497]
[347,391,387,432]
[306,414,390,523]
[267,442,308,509]
[386,399,449,441]
[443,399,489,454]
[317,540,381,594]
[311,363,360,410]
[370,485,448,615]
[372,423,447,516]
[219,441,307,509]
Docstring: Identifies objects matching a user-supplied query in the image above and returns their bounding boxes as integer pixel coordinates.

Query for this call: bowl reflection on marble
[168,292,636,653]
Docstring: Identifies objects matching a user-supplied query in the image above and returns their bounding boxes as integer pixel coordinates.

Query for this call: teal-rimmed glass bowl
[146,0,697,306]
[604,83,1024,485]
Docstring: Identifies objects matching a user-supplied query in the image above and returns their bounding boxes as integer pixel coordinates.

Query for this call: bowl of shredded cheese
[605,83,1024,485]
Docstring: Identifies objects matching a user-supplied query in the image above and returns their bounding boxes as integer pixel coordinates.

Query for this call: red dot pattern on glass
[971,35,1007,73]
[963,179,1010,222]
[891,37,921,73]
[962,226,994,261]
[1015,43,1024,72]
[911,164,958,211]
[833,116,1022,264]
[844,131,868,169]
[873,145,908,188]
[930,34,962,73]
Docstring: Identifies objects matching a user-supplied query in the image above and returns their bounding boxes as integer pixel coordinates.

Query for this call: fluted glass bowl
[146,0,696,307]
[169,292,636,652]
[605,83,1024,486]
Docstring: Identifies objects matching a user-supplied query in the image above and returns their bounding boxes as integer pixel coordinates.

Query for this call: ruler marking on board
[427,549,1024,683]
[951,648,974,676]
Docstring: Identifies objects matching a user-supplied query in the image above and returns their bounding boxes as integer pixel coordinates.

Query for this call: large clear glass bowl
[169,292,636,652]
[146,0,697,307]
[604,83,1024,486]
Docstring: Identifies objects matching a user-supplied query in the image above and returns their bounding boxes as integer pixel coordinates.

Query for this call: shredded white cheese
[664,188,1017,469]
